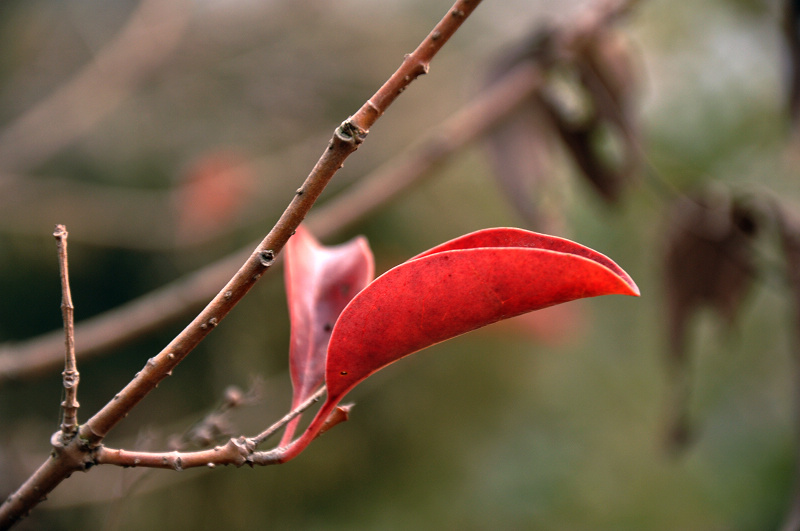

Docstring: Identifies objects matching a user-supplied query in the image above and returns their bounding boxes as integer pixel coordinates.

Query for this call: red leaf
[278,228,638,460]
[498,303,587,346]
[280,225,374,445]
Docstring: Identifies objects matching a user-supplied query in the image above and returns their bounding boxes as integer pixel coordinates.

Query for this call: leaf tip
[623,276,641,297]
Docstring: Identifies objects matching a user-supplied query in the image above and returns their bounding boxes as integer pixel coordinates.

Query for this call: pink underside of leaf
[281,226,373,445]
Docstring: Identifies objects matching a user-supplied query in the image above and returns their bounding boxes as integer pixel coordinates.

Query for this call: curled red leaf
[280,225,374,445]
[279,227,638,461]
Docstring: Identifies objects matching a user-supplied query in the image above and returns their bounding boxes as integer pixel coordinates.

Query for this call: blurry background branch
[0,0,190,174]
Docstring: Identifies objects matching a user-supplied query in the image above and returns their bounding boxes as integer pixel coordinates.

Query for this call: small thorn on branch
[54,224,80,439]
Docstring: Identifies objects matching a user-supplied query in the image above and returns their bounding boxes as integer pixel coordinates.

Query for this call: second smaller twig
[94,385,328,469]
[54,224,79,438]
[251,385,327,447]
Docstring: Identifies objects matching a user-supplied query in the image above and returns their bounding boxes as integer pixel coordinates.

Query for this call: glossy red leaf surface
[279,228,638,461]
[280,225,374,445]
[327,228,638,401]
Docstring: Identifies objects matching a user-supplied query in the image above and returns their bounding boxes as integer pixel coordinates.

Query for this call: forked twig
[94,386,326,469]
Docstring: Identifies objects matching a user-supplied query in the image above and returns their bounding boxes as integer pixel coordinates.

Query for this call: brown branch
[0,0,190,173]
[348,1,482,132]
[249,385,327,447]
[54,225,80,437]
[0,1,483,527]
[0,429,95,531]
[0,0,641,385]
[94,385,326,470]
[0,248,249,382]
[308,61,543,236]
[79,0,481,447]
[0,46,541,385]
[0,139,319,251]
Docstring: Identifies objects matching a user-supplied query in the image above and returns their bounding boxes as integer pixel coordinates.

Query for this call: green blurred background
[1,0,798,529]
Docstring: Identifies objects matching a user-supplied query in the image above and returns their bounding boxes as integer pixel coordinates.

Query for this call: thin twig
[0,1,483,527]
[54,225,80,437]
[250,385,326,447]
[94,385,326,469]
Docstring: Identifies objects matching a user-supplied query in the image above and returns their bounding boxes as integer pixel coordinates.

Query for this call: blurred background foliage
[1,0,799,529]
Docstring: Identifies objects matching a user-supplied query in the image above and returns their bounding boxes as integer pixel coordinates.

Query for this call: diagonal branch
[0,0,640,385]
[0,1,483,527]
[0,42,540,384]
[78,0,481,449]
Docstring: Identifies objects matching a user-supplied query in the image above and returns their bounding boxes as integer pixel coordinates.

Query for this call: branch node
[258,249,275,268]
[230,436,256,467]
[61,369,79,389]
[50,431,65,451]
[335,119,368,146]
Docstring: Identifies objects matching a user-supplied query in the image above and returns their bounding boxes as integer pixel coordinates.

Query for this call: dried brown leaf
[541,25,641,203]
[482,27,560,229]
[662,188,760,451]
